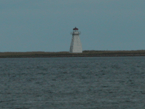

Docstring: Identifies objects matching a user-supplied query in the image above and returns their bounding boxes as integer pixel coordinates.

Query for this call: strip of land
[0,50,145,58]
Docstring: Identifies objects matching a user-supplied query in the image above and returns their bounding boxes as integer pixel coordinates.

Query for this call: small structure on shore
[70,27,82,53]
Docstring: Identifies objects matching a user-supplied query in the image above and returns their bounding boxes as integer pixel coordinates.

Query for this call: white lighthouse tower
[70,27,82,53]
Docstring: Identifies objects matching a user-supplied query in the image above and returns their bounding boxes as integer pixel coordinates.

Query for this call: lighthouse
[70,27,82,53]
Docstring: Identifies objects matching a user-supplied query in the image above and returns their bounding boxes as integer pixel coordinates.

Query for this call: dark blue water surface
[0,57,145,109]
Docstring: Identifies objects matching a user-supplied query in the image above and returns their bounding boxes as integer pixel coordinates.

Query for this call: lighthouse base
[70,35,82,53]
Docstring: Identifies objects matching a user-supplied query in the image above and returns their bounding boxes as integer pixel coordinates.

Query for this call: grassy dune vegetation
[0,50,145,58]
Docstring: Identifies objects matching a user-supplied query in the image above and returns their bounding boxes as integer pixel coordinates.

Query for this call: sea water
[0,57,145,109]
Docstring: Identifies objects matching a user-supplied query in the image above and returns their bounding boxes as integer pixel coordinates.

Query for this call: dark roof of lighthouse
[73,27,78,30]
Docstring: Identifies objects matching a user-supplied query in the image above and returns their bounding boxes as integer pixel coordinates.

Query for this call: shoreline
[0,50,145,58]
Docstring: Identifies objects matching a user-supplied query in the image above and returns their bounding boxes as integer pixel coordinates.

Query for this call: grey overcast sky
[0,0,145,52]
